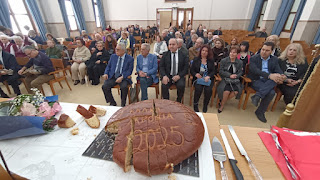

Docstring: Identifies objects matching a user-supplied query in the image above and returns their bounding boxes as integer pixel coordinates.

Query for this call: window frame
[255,0,268,29]
[92,0,101,28]
[65,0,79,32]
[282,0,301,32]
[8,0,38,34]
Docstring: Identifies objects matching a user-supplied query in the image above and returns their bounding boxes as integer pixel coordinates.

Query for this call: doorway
[176,8,194,31]
[157,8,172,33]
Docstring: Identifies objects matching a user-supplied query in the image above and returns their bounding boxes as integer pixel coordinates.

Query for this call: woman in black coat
[86,41,110,85]
[217,46,243,113]
[190,44,215,113]
[278,43,309,104]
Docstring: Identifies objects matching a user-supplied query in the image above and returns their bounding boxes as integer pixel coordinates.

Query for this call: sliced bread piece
[76,105,94,119]
[89,105,106,116]
[58,114,76,128]
[85,114,100,128]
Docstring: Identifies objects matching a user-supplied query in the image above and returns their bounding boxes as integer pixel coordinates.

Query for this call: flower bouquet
[0,88,62,140]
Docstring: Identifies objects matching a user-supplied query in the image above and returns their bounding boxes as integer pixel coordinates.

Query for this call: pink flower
[37,102,55,118]
[52,102,62,114]
[20,102,37,116]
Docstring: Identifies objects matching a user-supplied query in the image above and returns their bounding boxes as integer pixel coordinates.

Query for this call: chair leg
[155,85,159,99]
[49,82,56,95]
[20,78,28,90]
[189,86,194,106]
[3,81,11,94]
[40,86,45,96]
[210,87,216,107]
[127,86,131,104]
[65,78,72,91]
[243,92,251,110]
[58,81,63,89]
[117,88,120,95]
[136,83,139,102]
[271,93,282,112]
[238,90,245,109]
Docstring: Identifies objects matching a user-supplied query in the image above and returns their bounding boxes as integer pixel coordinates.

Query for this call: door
[176,8,193,31]
[157,9,172,33]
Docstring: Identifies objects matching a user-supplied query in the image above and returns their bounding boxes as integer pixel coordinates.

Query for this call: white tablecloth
[0,102,215,180]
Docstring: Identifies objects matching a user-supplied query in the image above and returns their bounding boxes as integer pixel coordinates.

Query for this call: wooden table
[203,113,285,180]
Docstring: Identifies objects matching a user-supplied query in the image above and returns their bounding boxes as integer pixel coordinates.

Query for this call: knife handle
[229,159,243,180]
[220,161,228,180]
[248,159,263,180]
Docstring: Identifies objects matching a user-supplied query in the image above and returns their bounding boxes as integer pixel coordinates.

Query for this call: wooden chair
[271,87,283,111]
[160,84,184,104]
[145,33,152,43]
[134,36,142,57]
[43,58,72,95]
[15,57,29,93]
[67,44,77,49]
[211,74,222,108]
[112,76,132,105]
[0,65,12,94]
[135,75,159,102]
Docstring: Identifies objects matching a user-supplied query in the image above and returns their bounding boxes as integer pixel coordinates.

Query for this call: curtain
[271,0,295,36]
[313,25,320,44]
[70,0,87,33]
[25,0,47,41]
[58,0,70,37]
[0,0,12,29]
[248,0,264,31]
[290,0,307,39]
[95,0,106,30]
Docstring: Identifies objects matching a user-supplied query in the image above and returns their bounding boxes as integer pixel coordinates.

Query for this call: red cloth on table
[258,126,320,180]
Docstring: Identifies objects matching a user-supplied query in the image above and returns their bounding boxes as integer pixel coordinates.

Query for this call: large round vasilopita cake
[105,99,205,176]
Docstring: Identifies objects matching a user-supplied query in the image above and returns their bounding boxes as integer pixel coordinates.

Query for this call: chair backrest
[16,57,30,66]
[67,44,77,49]
[244,63,250,75]
[50,58,65,70]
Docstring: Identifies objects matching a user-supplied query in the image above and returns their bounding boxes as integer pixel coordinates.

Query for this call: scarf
[155,41,163,54]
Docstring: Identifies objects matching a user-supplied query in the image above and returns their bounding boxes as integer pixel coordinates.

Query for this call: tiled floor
[1,43,286,129]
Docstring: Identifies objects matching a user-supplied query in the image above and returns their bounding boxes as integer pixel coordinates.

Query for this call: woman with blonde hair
[117,31,130,50]
[256,35,281,57]
[278,43,308,104]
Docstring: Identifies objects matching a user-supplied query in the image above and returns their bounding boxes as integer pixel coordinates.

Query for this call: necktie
[172,52,176,75]
[115,57,122,78]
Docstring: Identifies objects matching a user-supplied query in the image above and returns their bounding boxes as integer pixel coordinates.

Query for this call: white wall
[300,0,320,21]
[263,0,282,20]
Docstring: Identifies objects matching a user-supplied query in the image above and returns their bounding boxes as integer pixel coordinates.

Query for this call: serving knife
[212,136,228,180]
[228,125,263,180]
[220,129,243,180]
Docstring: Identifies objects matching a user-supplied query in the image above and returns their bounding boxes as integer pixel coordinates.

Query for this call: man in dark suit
[248,42,286,122]
[102,42,134,107]
[0,47,21,97]
[248,27,268,38]
[160,38,189,103]
[162,29,170,47]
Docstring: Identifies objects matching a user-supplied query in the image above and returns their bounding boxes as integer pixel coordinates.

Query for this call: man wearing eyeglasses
[18,46,55,94]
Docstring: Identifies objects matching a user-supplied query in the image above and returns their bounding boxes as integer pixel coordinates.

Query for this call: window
[93,0,101,28]
[283,0,301,31]
[256,0,268,28]
[8,0,36,35]
[65,0,78,31]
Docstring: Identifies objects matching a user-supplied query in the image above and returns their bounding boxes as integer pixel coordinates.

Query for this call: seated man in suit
[248,27,268,38]
[177,38,188,58]
[18,46,55,94]
[102,42,134,107]
[160,38,189,103]
[136,43,158,101]
[248,42,286,122]
[0,46,21,97]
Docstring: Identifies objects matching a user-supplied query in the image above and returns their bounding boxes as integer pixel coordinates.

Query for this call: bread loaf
[76,105,94,119]
[89,105,106,116]
[58,114,76,128]
[105,99,204,176]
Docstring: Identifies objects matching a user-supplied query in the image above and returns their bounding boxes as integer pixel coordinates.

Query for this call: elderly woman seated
[10,36,27,57]
[278,43,308,104]
[117,31,130,50]
[217,46,243,113]
[71,38,91,85]
[86,41,110,85]
[45,39,62,58]
[153,35,168,59]
[256,35,281,57]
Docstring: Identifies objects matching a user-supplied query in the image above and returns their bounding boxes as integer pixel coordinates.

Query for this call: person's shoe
[110,102,117,106]
[255,110,267,123]
[218,109,222,113]
[251,95,260,107]
[193,104,199,112]
[81,79,85,84]
[74,80,80,85]
[203,106,208,113]
[121,104,126,107]
[91,81,99,85]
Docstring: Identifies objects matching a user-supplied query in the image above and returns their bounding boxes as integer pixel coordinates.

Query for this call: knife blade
[212,137,228,180]
[220,129,243,180]
[228,125,263,180]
